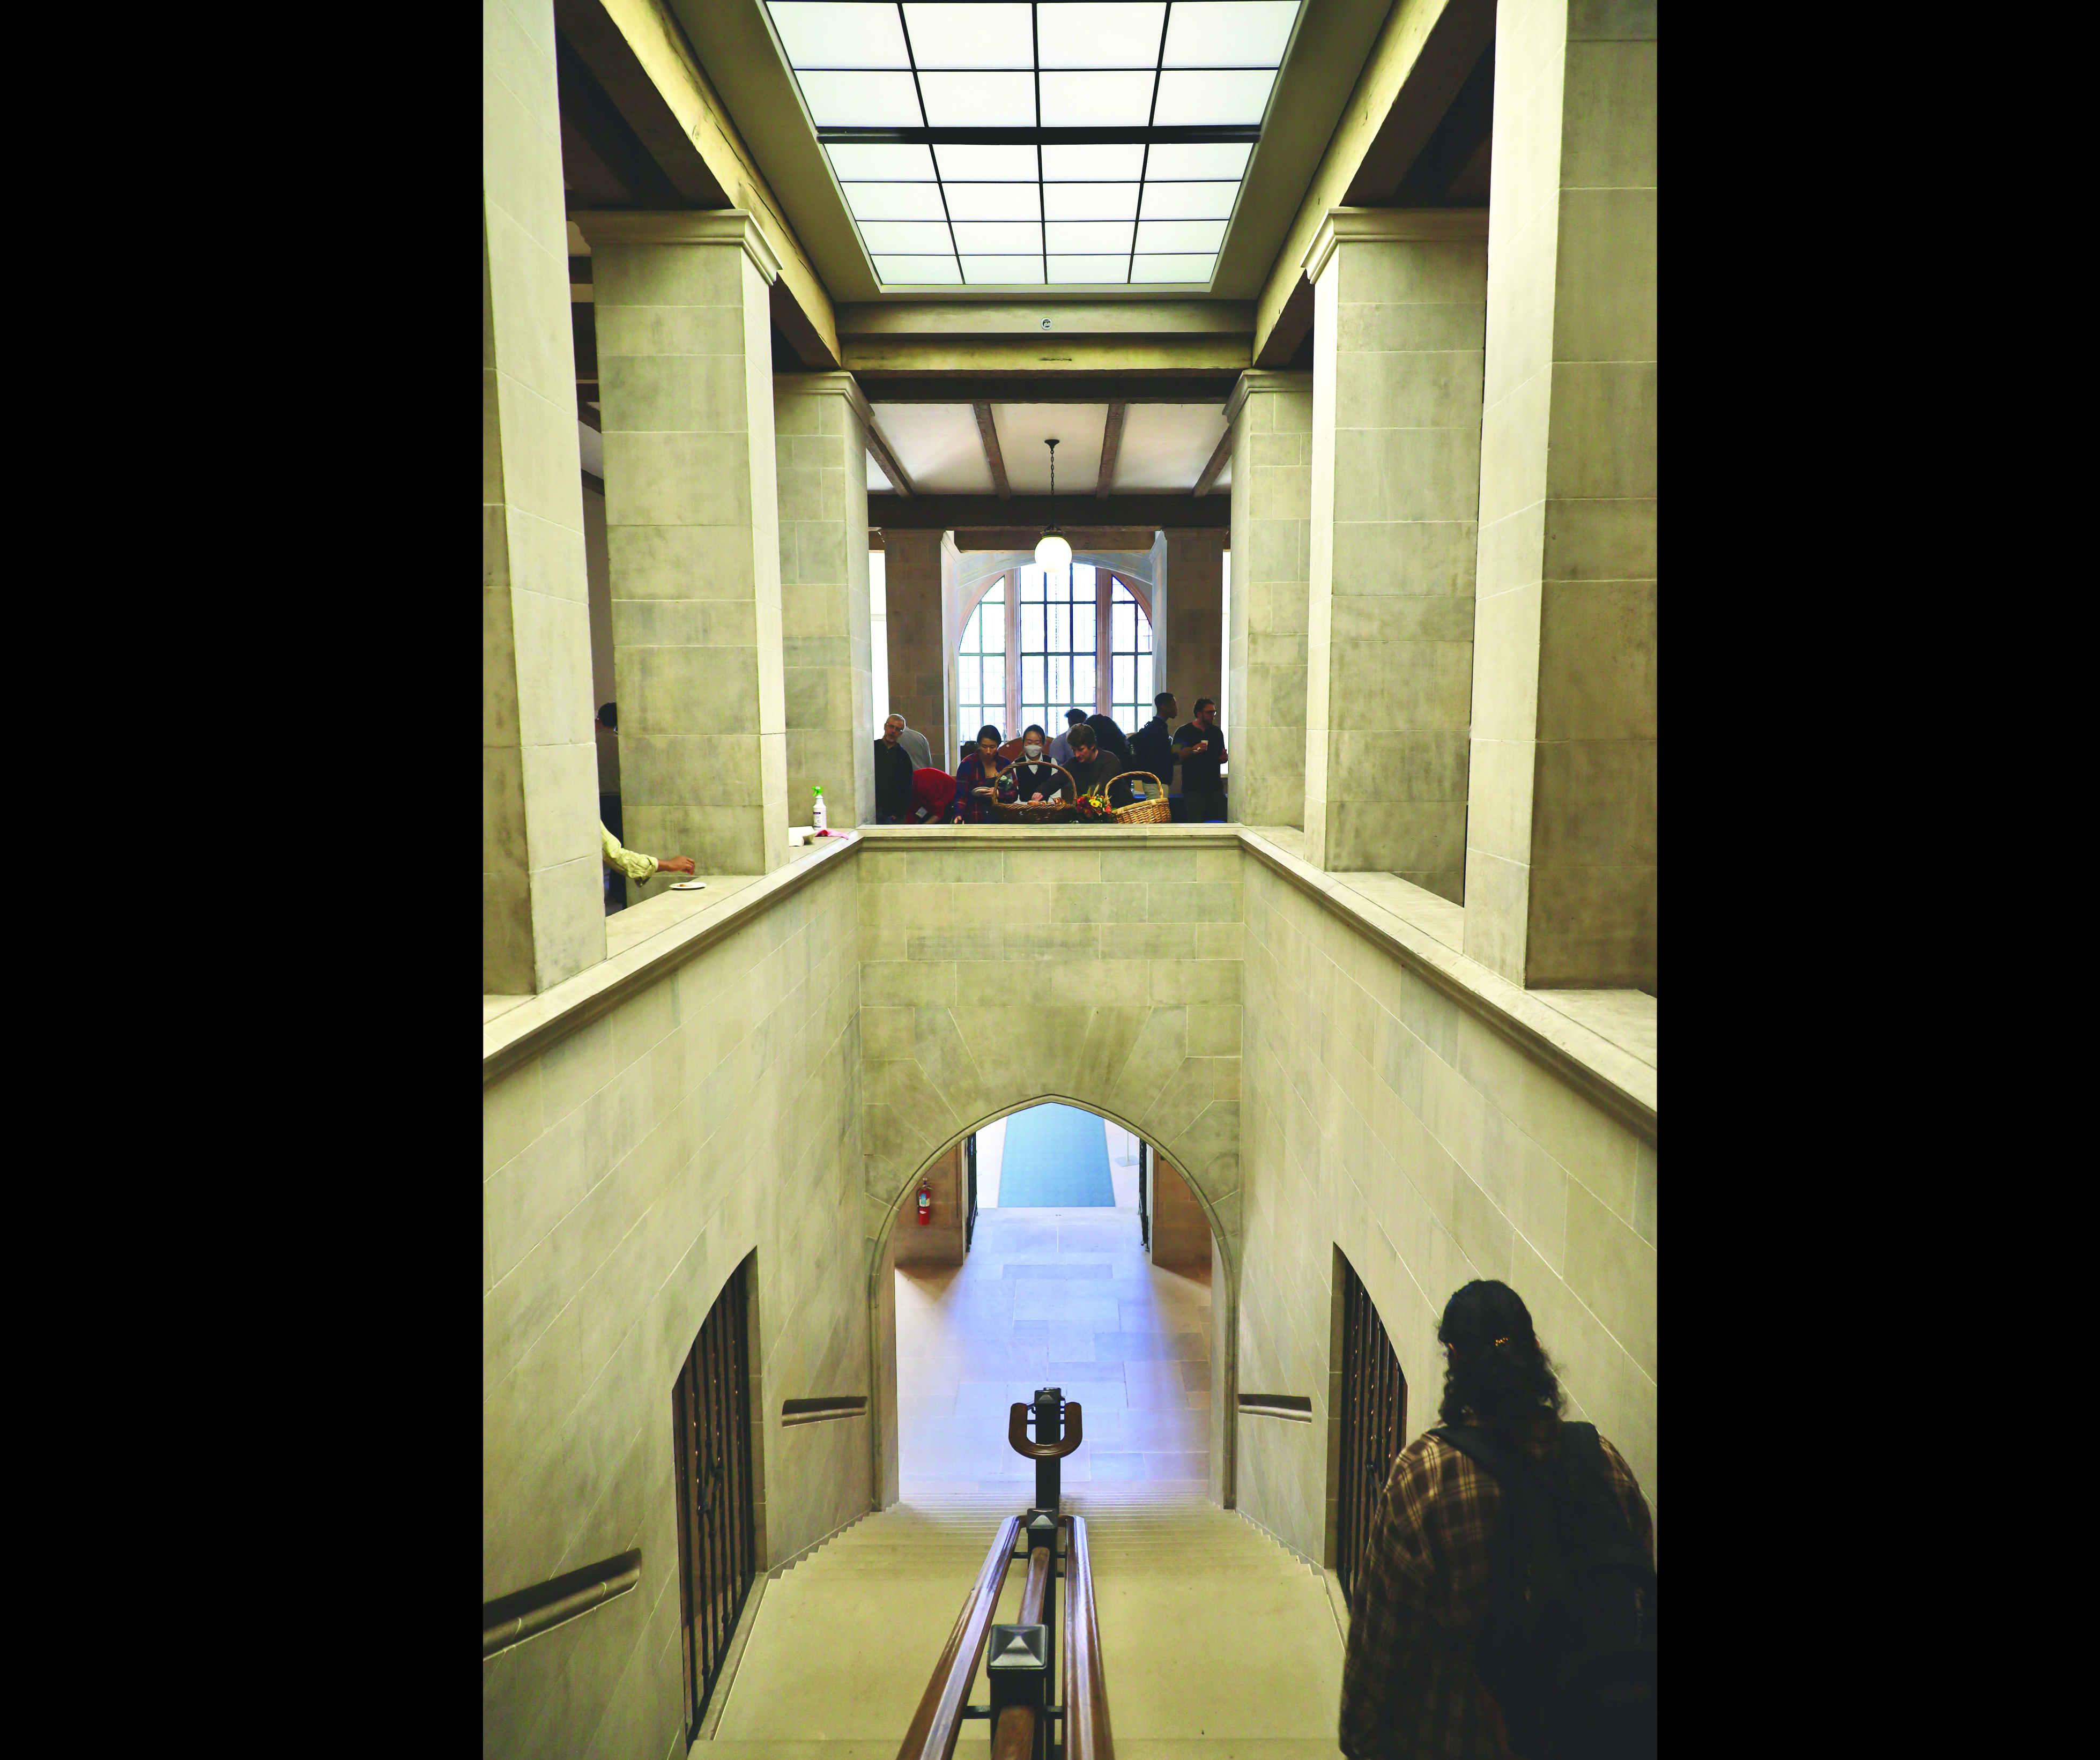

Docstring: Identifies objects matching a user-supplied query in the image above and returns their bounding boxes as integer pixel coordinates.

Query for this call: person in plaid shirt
[1339,1280,1653,1759]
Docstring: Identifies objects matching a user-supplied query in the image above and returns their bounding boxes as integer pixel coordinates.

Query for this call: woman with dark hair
[1000,724,1069,806]
[1337,1279,1654,1760]
[946,724,1008,824]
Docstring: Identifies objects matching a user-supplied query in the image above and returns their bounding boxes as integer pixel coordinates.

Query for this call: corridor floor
[897,1205,1212,1496]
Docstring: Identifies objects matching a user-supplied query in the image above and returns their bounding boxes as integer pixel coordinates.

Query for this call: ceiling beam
[838,302,1255,339]
[555,0,841,368]
[972,404,1012,500]
[1191,425,1233,499]
[844,335,1249,379]
[1096,404,1126,498]
[1252,0,1496,366]
[869,494,1228,531]
[863,420,915,499]
[855,374,1242,406]
[554,30,685,209]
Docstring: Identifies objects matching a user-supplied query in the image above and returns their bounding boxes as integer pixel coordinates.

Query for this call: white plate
[670,880,708,891]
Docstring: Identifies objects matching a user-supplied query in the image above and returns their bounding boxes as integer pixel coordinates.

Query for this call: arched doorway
[866,1097,1236,1511]
[956,562,1157,745]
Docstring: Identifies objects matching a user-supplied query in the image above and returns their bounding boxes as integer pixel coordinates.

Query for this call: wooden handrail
[482,1550,641,1659]
[1007,1401,1085,1459]
[1065,1517,1114,1760]
[990,1533,1058,1760]
[896,1514,1022,1760]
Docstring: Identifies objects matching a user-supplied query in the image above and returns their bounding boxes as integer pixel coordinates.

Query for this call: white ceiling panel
[1163,2,1299,66]
[901,2,1034,66]
[867,448,893,491]
[995,404,1109,494]
[1115,404,1228,492]
[1037,3,1166,68]
[871,403,995,492]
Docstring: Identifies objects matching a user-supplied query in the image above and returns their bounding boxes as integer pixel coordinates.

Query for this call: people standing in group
[1049,708,1088,769]
[1174,699,1228,822]
[1337,1279,1654,1760]
[946,725,1010,824]
[874,715,917,823]
[1130,691,1178,794]
[1001,725,1068,806]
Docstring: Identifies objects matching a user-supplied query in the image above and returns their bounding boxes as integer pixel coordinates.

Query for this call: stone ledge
[1237,829,1656,1143]
[480,833,858,1085]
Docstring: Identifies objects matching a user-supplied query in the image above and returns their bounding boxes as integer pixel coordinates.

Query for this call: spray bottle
[811,784,827,833]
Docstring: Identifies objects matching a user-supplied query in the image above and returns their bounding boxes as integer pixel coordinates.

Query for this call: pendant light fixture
[1034,437,1072,574]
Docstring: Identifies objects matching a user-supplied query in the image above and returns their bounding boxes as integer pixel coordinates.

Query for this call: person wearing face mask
[1000,724,1069,806]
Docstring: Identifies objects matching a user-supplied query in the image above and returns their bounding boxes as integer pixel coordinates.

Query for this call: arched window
[959,562,1154,741]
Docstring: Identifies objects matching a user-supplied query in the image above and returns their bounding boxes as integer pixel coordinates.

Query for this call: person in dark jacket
[1129,691,1177,793]
[1000,724,1070,805]
[874,715,916,822]
[1064,722,1124,800]
[1085,711,1132,767]
[1174,698,1228,821]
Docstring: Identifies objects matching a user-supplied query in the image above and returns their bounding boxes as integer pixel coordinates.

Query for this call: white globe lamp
[1034,437,1070,574]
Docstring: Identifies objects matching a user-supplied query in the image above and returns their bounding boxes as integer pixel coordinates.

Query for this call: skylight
[763,2,1301,288]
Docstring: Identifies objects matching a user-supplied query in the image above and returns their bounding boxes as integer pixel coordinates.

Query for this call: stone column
[776,373,876,826]
[1464,0,1656,988]
[881,529,948,770]
[483,0,602,993]
[1163,529,1227,716]
[1225,372,1313,828]
[580,211,790,878]
[1301,210,1487,897]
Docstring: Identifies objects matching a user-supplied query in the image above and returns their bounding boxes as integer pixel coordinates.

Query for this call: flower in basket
[1072,788,1115,821]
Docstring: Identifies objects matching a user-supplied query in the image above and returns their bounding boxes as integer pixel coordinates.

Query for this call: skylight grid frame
[766,2,1303,287]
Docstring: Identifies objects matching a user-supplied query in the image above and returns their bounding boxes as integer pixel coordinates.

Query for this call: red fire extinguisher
[916,1180,932,1226]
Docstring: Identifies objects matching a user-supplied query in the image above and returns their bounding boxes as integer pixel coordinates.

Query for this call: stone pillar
[1225,372,1312,828]
[1163,529,1227,717]
[580,210,790,878]
[940,532,963,762]
[776,373,876,826]
[1301,211,1487,897]
[1464,0,1656,988]
[881,529,948,771]
[483,0,603,993]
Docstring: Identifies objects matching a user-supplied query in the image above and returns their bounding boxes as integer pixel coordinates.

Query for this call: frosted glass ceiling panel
[1038,70,1156,125]
[936,143,1040,180]
[768,3,911,67]
[1138,180,1237,218]
[875,255,963,283]
[1162,2,1298,66]
[826,142,937,180]
[1135,218,1226,251]
[1037,2,1166,67]
[1131,254,1214,282]
[1142,140,1252,179]
[798,70,924,126]
[1047,220,1136,254]
[844,182,951,219]
[946,182,1042,219]
[961,257,1047,284]
[767,2,1305,287]
[860,219,958,252]
[1048,256,1133,284]
[1045,182,1139,219]
[901,3,1035,66]
[1152,68,1278,125]
[1041,143,1147,180]
[919,70,1036,124]
[953,220,1043,251]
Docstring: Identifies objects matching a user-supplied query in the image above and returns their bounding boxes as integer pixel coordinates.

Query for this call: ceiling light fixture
[1034,439,1072,574]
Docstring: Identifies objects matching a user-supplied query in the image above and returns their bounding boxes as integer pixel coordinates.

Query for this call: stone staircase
[705,1490,1346,1760]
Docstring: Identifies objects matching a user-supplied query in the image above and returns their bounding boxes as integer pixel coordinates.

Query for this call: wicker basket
[986,762,1079,823]
[1110,771,1171,826]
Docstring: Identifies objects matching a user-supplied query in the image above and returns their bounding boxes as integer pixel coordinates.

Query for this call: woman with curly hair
[1338,1280,1654,1760]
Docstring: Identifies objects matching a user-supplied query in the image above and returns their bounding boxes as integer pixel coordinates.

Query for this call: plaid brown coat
[1338,1414,1653,1760]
